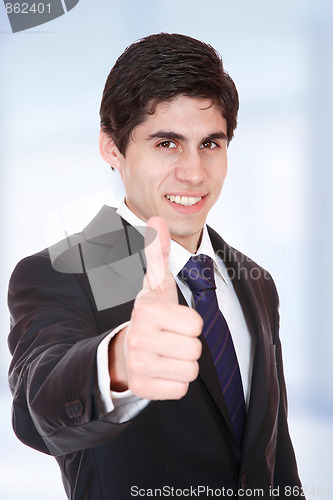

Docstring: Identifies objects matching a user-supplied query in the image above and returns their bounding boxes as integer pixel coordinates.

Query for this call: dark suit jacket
[7,206,301,499]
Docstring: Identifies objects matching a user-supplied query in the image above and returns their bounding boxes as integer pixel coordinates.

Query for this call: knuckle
[172,383,189,400]
[187,361,200,382]
[185,338,202,360]
[191,338,203,359]
[132,300,150,319]
[195,312,204,331]
[186,309,203,335]
[127,332,142,351]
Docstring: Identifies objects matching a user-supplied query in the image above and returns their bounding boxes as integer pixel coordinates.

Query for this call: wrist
[108,327,129,392]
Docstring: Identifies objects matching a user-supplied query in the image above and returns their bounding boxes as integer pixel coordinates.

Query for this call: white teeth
[166,195,202,206]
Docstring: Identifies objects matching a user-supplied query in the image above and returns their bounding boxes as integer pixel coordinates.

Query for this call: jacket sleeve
[7,251,131,457]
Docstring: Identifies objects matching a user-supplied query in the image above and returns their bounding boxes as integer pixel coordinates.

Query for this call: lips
[165,195,203,207]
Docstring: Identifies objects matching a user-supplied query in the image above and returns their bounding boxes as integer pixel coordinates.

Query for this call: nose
[174,149,207,185]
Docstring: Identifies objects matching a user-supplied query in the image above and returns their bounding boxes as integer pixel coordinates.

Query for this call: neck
[170,229,203,254]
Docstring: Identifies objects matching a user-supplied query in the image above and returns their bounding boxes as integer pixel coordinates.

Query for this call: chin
[170,226,201,239]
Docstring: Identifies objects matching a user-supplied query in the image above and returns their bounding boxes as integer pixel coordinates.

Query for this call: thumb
[144,217,170,291]
[142,217,177,302]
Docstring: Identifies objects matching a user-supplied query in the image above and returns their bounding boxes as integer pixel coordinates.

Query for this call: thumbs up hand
[108,217,203,400]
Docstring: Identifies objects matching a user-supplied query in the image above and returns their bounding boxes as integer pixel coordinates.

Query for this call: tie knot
[179,254,216,292]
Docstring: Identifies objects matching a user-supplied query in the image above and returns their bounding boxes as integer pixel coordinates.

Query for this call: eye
[200,141,219,150]
[157,140,177,149]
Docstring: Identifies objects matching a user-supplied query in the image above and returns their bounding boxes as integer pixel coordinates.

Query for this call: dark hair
[100,33,239,155]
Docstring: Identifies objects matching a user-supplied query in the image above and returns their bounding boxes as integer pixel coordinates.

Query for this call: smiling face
[100,96,228,253]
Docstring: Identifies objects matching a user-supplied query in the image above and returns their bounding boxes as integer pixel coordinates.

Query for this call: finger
[128,352,199,383]
[129,330,202,362]
[132,301,203,338]
[129,378,189,401]
[151,358,199,384]
[143,217,171,292]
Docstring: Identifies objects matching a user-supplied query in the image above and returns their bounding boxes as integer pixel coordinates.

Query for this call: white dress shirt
[95,201,254,423]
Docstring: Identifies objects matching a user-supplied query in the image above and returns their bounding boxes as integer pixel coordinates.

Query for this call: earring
[110,165,116,172]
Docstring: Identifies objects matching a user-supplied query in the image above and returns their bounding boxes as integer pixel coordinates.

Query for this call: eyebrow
[147,131,187,142]
[146,130,227,143]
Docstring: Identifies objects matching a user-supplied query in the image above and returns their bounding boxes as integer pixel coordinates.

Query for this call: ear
[99,130,123,172]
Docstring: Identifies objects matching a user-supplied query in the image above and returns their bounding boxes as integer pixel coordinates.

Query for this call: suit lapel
[206,226,272,454]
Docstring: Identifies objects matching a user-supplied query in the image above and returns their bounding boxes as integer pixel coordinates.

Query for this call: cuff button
[65,399,84,419]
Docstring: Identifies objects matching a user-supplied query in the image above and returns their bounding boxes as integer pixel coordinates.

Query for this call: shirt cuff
[96,321,149,423]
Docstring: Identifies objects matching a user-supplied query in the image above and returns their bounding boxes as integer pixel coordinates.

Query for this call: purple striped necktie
[179,254,246,446]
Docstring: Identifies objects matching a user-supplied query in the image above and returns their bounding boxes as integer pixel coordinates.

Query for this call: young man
[8,33,302,499]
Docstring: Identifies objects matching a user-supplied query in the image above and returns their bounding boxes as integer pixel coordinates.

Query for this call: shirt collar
[116,200,146,236]
[116,199,228,284]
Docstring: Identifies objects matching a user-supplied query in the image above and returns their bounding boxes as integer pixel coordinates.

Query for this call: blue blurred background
[1,0,332,498]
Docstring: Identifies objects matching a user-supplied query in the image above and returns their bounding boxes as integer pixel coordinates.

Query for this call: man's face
[104,96,228,253]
